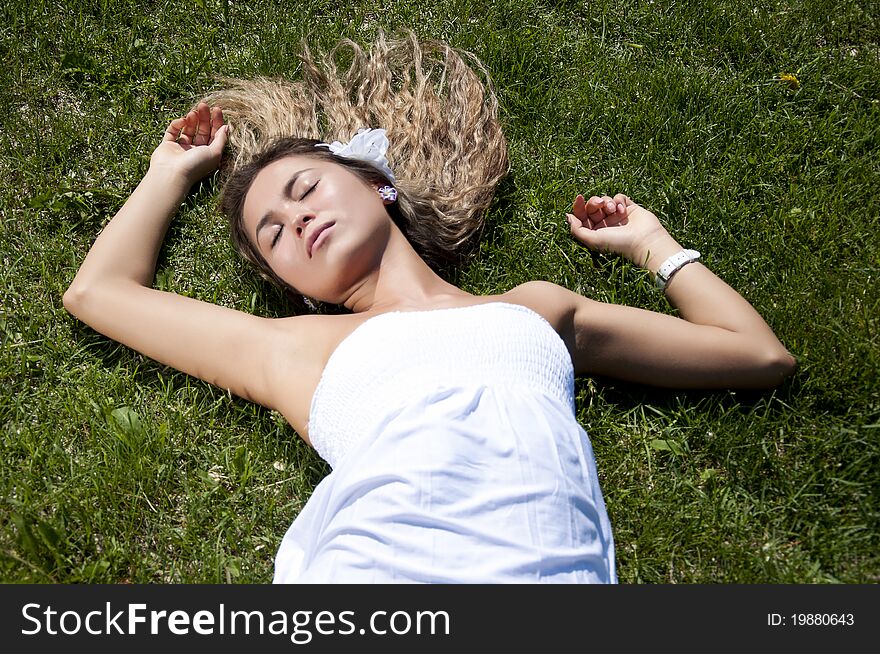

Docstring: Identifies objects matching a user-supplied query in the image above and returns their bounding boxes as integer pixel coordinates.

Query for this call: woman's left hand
[566,193,676,268]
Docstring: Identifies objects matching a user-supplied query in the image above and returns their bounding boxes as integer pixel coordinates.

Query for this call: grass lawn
[1,0,877,583]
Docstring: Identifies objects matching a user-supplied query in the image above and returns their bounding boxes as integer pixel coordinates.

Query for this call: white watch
[655,249,701,290]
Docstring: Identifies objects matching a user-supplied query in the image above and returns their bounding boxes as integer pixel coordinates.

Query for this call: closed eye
[301,181,318,199]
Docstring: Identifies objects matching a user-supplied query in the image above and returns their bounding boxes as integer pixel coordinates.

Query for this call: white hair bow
[316,128,396,183]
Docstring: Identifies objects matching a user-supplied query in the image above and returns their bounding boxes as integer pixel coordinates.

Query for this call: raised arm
[548,193,796,389]
[67,104,228,288]
[63,104,296,409]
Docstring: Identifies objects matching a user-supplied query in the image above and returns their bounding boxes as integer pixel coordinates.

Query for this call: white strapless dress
[273,302,616,583]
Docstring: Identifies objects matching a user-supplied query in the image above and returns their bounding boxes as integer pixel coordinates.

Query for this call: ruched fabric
[273,302,616,583]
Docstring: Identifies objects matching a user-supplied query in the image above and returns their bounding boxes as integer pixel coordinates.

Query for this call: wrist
[144,164,195,196]
[655,248,701,290]
[632,232,683,274]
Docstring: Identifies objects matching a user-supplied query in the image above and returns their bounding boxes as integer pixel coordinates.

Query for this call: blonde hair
[203,30,508,299]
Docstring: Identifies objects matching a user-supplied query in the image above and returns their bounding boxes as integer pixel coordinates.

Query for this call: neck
[342,229,472,314]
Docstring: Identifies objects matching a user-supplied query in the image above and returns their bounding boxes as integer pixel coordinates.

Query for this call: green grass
[1,0,877,583]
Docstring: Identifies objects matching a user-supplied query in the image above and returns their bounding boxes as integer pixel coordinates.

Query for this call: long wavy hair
[203,30,509,309]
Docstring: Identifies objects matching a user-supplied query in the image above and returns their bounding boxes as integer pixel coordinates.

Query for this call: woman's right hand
[149,102,229,184]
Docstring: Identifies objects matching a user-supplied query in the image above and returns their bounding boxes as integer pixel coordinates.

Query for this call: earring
[378,185,398,202]
[302,295,318,312]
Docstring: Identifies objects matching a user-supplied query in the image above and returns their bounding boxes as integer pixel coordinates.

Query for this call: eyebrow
[254,168,313,240]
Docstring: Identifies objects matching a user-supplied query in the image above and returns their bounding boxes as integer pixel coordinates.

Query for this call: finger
[568,214,603,249]
[585,197,607,224]
[601,195,616,214]
[163,117,186,142]
[193,102,211,146]
[586,195,604,213]
[209,106,224,141]
[568,212,590,233]
[586,216,602,230]
[208,124,230,157]
[567,208,591,230]
[586,205,604,226]
[181,109,198,142]
[613,193,630,216]
[572,194,586,220]
[589,196,616,220]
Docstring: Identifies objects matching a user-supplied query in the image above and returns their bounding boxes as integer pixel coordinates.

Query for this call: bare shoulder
[501,281,581,329]
[501,280,626,374]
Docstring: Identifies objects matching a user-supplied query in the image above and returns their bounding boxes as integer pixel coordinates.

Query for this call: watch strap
[656,249,701,289]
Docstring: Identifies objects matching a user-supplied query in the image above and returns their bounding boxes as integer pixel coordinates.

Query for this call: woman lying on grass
[63,32,795,583]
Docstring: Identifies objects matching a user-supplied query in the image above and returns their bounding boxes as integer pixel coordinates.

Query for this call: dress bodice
[308,302,575,469]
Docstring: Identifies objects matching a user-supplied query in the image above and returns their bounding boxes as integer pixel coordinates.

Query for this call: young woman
[63,33,795,583]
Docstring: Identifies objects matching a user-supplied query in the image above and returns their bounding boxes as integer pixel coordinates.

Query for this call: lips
[306,221,335,257]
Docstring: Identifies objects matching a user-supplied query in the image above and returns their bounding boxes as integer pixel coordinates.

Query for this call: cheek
[270,249,304,281]
[270,249,329,295]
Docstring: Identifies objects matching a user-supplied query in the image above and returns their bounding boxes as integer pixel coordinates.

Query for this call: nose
[291,209,316,239]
